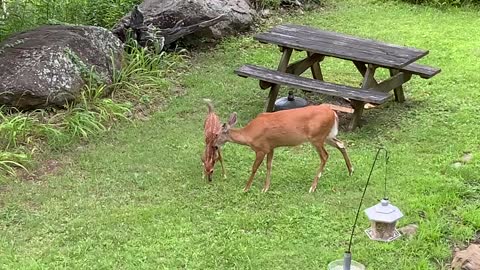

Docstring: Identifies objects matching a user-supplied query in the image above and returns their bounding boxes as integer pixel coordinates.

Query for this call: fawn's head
[216,112,237,147]
[202,143,218,181]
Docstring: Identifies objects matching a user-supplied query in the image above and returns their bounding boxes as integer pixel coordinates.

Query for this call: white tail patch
[327,112,339,139]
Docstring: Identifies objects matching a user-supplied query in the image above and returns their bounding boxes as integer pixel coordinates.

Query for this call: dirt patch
[18,158,67,181]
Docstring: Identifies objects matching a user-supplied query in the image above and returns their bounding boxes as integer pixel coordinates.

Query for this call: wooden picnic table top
[255,24,429,69]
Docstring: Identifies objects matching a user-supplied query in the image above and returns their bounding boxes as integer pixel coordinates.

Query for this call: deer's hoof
[309,186,317,193]
[261,187,269,193]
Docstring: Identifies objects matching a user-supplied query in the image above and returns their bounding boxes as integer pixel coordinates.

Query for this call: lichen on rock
[0,25,123,109]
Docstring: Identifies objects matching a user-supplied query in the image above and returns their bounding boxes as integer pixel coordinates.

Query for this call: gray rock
[0,25,123,109]
[113,0,255,46]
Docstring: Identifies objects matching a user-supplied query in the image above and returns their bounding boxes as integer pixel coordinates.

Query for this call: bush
[250,0,323,10]
[0,0,141,41]
[398,0,479,6]
[0,40,187,175]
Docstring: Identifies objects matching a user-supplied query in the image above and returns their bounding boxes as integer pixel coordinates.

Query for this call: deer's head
[202,142,219,182]
[216,112,237,147]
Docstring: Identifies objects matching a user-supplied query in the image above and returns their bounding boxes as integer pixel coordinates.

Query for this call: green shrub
[397,0,479,6]
[0,0,141,41]
[250,0,323,10]
[0,39,186,175]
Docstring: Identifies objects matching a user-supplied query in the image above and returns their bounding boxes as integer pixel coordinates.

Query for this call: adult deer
[215,104,353,192]
[202,99,226,181]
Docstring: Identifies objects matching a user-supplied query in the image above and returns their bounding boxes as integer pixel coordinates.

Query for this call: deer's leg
[262,150,274,193]
[217,149,227,179]
[244,151,266,192]
[310,144,329,193]
[326,137,354,176]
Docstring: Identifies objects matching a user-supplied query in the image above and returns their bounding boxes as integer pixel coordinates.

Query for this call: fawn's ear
[228,112,237,127]
[221,123,228,132]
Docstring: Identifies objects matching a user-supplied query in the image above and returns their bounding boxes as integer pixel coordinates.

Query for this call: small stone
[452,162,463,168]
[398,224,418,237]
[260,9,271,18]
[461,152,473,164]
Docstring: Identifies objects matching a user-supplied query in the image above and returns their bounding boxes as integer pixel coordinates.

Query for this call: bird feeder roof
[364,199,403,223]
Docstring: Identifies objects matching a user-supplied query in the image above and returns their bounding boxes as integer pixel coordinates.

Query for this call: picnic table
[234,24,441,130]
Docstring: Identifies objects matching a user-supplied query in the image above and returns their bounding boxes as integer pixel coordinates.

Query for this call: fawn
[202,99,226,181]
[215,104,353,192]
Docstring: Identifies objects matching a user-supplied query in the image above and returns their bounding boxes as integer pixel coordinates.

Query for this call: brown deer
[215,104,353,192]
[202,99,226,181]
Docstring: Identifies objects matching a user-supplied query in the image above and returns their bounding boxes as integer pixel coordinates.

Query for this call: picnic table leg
[348,64,377,130]
[389,69,405,103]
[265,47,293,112]
[308,52,324,81]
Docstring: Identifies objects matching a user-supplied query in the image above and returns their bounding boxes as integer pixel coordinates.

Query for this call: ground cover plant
[0,0,142,41]
[0,0,479,269]
[0,43,186,175]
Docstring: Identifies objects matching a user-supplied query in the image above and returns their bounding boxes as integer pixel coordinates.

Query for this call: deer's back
[244,105,336,146]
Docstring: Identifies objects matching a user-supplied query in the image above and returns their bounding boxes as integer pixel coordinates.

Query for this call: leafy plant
[0,151,29,176]
[396,0,479,6]
[250,0,324,9]
[0,0,142,41]
[110,41,187,100]
[0,109,35,149]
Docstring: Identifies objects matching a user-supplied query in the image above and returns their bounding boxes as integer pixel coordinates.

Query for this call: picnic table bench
[234,24,441,130]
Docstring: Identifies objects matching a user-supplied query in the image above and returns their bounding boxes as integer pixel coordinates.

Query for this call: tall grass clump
[394,0,479,7]
[250,0,324,10]
[0,0,141,41]
[0,41,187,176]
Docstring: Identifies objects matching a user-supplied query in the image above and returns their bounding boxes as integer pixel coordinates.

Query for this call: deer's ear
[228,112,237,127]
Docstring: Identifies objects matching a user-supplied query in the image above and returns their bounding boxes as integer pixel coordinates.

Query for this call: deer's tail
[327,111,339,139]
[203,99,214,113]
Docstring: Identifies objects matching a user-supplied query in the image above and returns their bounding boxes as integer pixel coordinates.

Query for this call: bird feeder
[328,147,400,270]
[364,198,403,242]
[274,90,307,111]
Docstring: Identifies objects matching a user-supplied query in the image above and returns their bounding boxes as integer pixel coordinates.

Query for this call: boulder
[112,0,255,47]
[0,25,123,109]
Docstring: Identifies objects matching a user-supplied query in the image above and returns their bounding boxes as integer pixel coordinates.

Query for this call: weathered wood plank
[353,61,379,86]
[235,65,391,104]
[286,53,324,75]
[265,48,293,112]
[348,64,377,130]
[325,104,354,114]
[308,52,324,81]
[399,62,441,79]
[389,69,406,102]
[273,24,427,59]
[255,32,417,69]
[260,53,324,89]
[353,61,367,77]
[372,70,412,93]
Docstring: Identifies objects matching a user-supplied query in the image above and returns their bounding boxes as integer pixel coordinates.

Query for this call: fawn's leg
[262,150,274,193]
[244,151,265,192]
[327,137,353,175]
[310,144,329,193]
[217,149,227,179]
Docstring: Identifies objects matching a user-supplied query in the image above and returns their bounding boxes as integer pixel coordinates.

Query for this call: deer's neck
[228,128,250,146]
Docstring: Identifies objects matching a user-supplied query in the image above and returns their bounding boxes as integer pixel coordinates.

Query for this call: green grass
[1,0,479,269]
[0,0,141,41]
[0,44,185,175]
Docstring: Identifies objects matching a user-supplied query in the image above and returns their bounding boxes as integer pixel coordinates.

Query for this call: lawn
[1,0,479,269]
